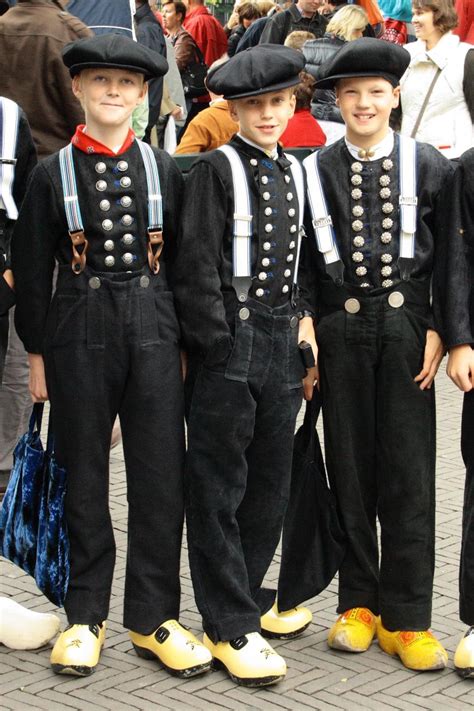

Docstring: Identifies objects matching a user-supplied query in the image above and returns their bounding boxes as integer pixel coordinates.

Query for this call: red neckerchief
[71,125,135,156]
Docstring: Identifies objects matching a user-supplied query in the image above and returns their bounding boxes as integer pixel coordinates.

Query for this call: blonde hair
[326,5,368,42]
[256,0,277,14]
[284,30,315,50]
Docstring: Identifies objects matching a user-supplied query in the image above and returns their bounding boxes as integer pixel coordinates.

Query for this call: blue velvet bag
[0,403,69,607]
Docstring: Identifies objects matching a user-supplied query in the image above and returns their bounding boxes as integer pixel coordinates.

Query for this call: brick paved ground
[1,368,473,710]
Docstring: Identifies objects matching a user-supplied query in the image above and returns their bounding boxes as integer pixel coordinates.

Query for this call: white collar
[408,32,460,70]
[237,133,278,160]
[345,129,394,161]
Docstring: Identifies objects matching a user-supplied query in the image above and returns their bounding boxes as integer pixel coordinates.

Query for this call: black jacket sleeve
[259,11,288,44]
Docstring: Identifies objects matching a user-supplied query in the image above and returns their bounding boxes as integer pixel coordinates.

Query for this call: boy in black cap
[174,44,317,686]
[11,33,212,678]
[303,37,452,671]
[435,149,474,679]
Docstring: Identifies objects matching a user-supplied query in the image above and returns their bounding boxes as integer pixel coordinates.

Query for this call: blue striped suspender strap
[285,154,305,305]
[0,97,20,220]
[218,145,307,304]
[398,135,417,281]
[303,150,344,285]
[59,143,88,273]
[136,139,164,274]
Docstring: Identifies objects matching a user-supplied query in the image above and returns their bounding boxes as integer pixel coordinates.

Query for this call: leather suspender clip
[69,230,88,274]
[147,229,164,274]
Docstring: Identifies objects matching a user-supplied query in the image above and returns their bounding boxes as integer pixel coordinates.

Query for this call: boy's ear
[228,100,239,122]
[288,92,296,118]
[392,85,401,109]
[136,79,148,106]
[71,74,82,100]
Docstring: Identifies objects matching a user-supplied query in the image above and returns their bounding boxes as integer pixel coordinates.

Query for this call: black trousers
[185,300,304,643]
[460,388,474,626]
[44,268,185,633]
[317,290,436,631]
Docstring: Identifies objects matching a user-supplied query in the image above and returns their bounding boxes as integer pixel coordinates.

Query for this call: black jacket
[260,4,327,45]
[135,2,167,141]
[303,35,344,123]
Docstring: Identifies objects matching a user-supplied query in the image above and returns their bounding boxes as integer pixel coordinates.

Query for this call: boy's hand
[414,329,444,390]
[298,316,319,401]
[2,269,14,290]
[28,353,49,402]
[446,344,474,392]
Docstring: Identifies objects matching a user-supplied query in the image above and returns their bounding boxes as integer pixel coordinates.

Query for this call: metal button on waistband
[239,307,250,321]
[140,275,150,288]
[345,298,361,314]
[89,276,101,289]
[388,291,404,308]
[290,315,298,328]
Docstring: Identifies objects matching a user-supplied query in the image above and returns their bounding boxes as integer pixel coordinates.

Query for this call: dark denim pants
[317,291,436,631]
[44,267,185,633]
[185,299,304,643]
[460,389,474,625]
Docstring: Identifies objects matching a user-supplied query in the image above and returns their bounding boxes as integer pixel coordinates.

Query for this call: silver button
[382,218,393,229]
[282,285,289,294]
[382,279,393,288]
[239,307,250,320]
[250,158,258,166]
[122,233,135,246]
[286,192,293,201]
[104,255,115,267]
[261,175,269,185]
[263,241,271,251]
[120,196,132,208]
[381,232,392,244]
[284,175,291,184]
[351,188,362,200]
[381,253,393,264]
[288,208,296,217]
[256,288,264,297]
[262,191,271,201]
[140,275,150,288]
[284,268,291,277]
[96,180,107,191]
[351,174,362,186]
[104,239,114,252]
[289,241,295,249]
[382,159,393,171]
[88,276,101,289]
[121,214,133,226]
[352,251,364,263]
[344,298,361,314]
[117,160,128,172]
[353,236,365,248]
[381,265,392,277]
[352,220,363,232]
[351,161,363,173]
[262,258,270,267]
[120,176,131,188]
[380,187,391,199]
[287,254,294,262]
[360,282,371,288]
[122,252,134,265]
[290,315,298,328]
[290,225,297,233]
[99,199,110,211]
[352,205,364,218]
[356,265,367,276]
[264,207,272,216]
[102,219,113,231]
[258,272,267,281]
[382,202,394,214]
[379,174,391,187]
[388,291,404,308]
[95,162,107,174]
[265,224,273,233]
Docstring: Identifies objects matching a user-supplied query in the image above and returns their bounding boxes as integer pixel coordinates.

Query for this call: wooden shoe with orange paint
[377,622,448,671]
[328,607,377,652]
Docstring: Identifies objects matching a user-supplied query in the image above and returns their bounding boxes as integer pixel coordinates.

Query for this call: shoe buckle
[230,636,248,650]
[155,626,170,644]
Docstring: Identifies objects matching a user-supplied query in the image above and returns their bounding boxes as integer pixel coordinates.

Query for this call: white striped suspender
[0,97,20,220]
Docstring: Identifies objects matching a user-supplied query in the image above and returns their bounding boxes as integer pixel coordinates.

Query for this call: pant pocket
[225,314,254,383]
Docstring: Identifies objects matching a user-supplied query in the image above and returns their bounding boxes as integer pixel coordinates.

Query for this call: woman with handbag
[400,0,474,159]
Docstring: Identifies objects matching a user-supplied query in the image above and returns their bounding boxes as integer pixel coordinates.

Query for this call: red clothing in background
[279,110,326,149]
[183,6,227,67]
[454,0,474,44]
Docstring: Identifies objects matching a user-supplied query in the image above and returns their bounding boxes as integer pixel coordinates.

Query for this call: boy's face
[72,68,147,131]
[228,89,296,151]
[336,77,400,147]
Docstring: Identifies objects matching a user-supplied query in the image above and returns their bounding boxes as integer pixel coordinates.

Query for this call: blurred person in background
[400,0,474,159]
[235,0,282,51]
[303,4,369,143]
[260,0,328,44]
[227,2,261,56]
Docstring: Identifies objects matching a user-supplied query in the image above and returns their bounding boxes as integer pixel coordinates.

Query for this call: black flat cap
[315,37,410,89]
[206,44,305,100]
[63,33,168,81]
